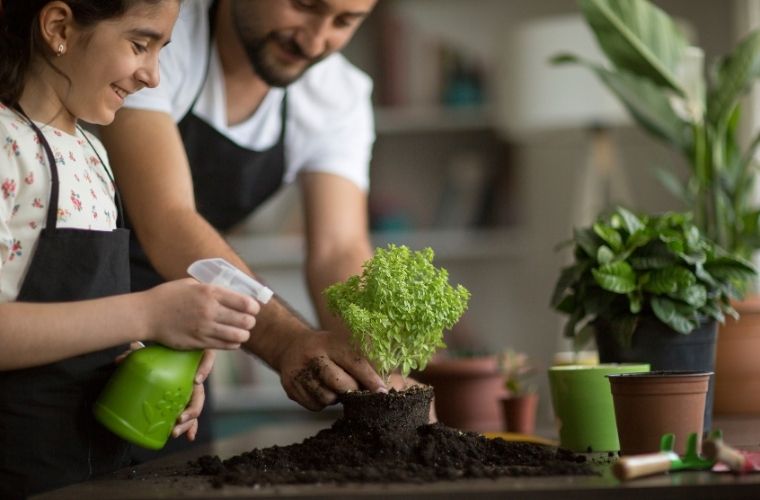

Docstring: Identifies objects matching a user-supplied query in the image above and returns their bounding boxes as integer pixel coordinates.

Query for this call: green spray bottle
[93,258,272,449]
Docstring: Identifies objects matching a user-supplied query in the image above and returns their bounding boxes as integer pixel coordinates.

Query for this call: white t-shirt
[0,104,118,302]
[123,0,375,191]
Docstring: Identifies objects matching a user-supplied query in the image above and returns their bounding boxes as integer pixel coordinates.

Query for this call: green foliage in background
[554,0,760,260]
[552,207,755,348]
[325,244,470,381]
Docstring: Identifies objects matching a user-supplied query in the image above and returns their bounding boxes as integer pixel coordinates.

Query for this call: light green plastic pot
[93,345,203,450]
[548,363,650,452]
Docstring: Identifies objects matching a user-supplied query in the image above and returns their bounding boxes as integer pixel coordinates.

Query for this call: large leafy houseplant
[551,207,755,347]
[554,0,760,261]
[325,244,470,382]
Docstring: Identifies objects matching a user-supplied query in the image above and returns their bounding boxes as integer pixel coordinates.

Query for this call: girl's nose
[135,56,160,89]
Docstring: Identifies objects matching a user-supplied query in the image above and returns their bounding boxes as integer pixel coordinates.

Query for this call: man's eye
[132,42,148,54]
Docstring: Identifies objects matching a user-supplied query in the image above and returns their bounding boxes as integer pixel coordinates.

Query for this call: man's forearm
[243,296,312,370]
[306,241,373,334]
[138,207,313,368]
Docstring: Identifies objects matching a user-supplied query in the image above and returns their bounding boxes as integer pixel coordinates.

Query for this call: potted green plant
[553,0,760,414]
[498,349,539,435]
[551,206,755,430]
[324,244,470,430]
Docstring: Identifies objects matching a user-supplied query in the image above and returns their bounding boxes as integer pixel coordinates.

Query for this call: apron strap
[13,105,61,231]
[12,105,127,230]
[77,127,127,229]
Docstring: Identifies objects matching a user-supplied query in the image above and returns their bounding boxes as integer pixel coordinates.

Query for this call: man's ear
[37,1,76,57]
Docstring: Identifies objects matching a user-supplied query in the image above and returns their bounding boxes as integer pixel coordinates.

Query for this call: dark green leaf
[592,261,637,293]
[670,284,707,308]
[551,262,589,307]
[575,227,601,258]
[597,245,615,264]
[651,296,697,334]
[594,222,623,251]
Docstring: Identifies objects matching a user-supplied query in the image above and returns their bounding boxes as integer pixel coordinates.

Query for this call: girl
[0,1,260,496]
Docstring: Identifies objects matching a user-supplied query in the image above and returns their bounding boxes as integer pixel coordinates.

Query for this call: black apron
[126,4,287,461]
[127,52,287,292]
[0,110,131,498]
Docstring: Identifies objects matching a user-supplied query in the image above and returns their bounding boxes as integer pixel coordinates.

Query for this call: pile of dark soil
[189,387,596,488]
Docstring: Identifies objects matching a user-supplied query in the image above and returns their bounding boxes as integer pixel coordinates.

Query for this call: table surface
[35,415,760,500]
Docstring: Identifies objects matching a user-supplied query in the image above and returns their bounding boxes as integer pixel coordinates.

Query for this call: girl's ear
[38,1,76,57]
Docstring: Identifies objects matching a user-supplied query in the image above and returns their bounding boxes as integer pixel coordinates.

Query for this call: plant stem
[693,123,712,238]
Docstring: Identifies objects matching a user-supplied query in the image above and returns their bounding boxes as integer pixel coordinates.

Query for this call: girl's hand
[172,349,215,441]
[114,341,145,364]
[143,278,259,350]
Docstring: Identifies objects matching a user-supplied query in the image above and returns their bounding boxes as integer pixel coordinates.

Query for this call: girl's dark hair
[0,0,160,106]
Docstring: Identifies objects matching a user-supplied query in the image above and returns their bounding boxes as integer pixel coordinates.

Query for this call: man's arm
[299,171,373,333]
[99,109,385,409]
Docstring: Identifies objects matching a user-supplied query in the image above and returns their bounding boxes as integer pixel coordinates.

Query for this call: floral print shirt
[0,104,117,302]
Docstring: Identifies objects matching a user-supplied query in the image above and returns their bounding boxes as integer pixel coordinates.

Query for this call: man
[100,0,384,446]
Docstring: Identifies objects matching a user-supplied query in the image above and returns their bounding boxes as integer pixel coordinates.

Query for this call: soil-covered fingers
[334,351,387,394]
[285,378,332,412]
[285,357,344,410]
[314,357,361,395]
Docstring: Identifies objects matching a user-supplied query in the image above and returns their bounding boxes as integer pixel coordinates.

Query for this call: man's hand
[273,330,387,411]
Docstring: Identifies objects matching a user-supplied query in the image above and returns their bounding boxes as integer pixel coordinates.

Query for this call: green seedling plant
[325,244,471,382]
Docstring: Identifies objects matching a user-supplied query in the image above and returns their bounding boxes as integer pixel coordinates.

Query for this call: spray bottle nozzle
[187,258,273,303]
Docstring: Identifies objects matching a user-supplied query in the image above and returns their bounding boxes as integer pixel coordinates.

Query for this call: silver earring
[56,43,65,57]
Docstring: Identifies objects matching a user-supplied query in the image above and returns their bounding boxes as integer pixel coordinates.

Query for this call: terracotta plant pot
[501,392,538,435]
[715,295,760,415]
[415,355,506,433]
[607,371,711,456]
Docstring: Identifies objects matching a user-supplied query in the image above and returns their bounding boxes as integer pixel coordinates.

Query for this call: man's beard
[241,32,324,88]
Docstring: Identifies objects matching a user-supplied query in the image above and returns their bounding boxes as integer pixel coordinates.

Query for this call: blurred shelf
[226,227,527,269]
[374,105,496,134]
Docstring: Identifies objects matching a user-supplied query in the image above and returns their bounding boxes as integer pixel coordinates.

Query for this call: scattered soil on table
[186,386,596,488]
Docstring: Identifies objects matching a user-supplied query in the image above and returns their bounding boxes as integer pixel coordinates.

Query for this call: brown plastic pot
[501,392,538,435]
[415,355,506,433]
[715,295,760,414]
[607,371,712,456]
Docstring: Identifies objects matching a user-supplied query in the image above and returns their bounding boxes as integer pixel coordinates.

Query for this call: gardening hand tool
[703,437,760,473]
[612,431,718,481]
[94,258,272,449]
[483,431,558,447]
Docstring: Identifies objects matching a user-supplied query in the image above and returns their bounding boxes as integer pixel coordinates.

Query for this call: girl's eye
[334,16,355,29]
[132,41,148,54]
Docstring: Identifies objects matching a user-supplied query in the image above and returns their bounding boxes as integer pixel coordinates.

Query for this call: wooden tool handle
[703,439,748,472]
[612,453,676,481]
